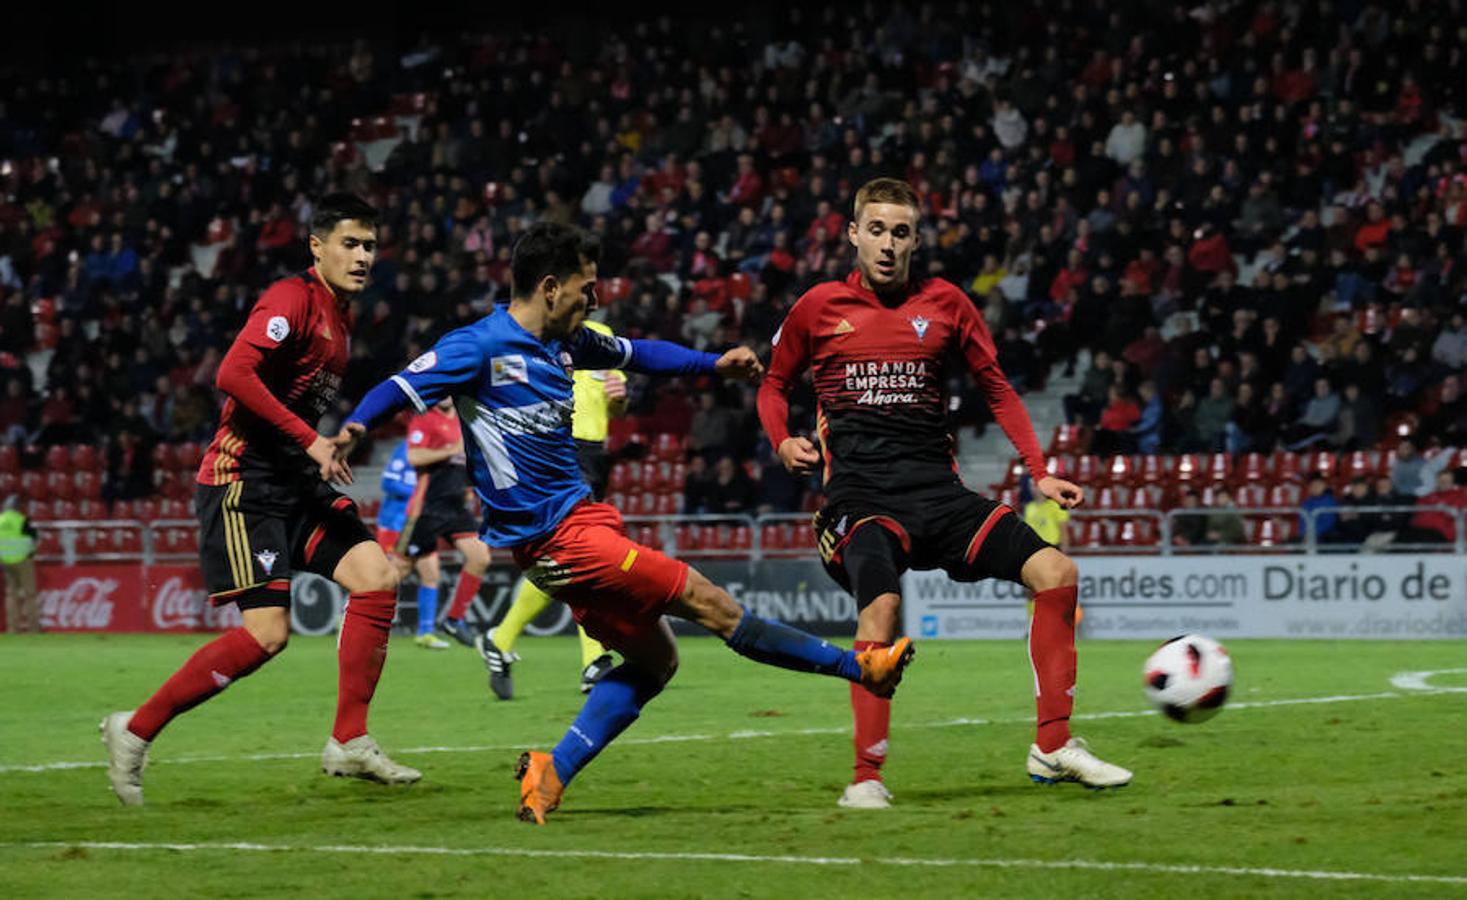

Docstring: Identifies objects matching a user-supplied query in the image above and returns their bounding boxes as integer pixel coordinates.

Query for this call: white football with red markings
[1142,634,1233,724]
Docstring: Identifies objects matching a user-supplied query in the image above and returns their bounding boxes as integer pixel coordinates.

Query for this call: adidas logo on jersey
[833,318,854,335]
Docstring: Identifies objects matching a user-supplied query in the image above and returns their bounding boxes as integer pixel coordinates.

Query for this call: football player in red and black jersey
[757,178,1132,805]
[100,194,420,806]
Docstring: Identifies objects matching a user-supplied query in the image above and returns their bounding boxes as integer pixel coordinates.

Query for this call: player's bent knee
[242,610,290,655]
[1023,548,1079,593]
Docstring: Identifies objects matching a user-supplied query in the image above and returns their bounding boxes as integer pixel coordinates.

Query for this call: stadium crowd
[1,0,1466,522]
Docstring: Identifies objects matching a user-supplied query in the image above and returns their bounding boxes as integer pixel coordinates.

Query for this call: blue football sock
[415,585,439,637]
[551,664,664,785]
[725,609,862,681]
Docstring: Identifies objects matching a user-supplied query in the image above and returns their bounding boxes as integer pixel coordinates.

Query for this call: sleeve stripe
[616,336,633,368]
[391,375,428,413]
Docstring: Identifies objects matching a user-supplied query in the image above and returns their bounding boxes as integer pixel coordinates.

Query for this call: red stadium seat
[27,500,53,521]
[664,461,688,493]
[652,433,683,462]
[70,444,101,471]
[1094,487,1120,510]
[673,524,695,553]
[996,457,1026,490]
[0,444,17,474]
[44,445,68,470]
[599,276,632,305]
[50,499,78,520]
[1117,519,1158,547]
[0,472,17,496]
[1073,455,1102,485]
[1173,454,1202,482]
[1235,452,1268,484]
[75,499,107,519]
[634,462,661,492]
[152,444,175,471]
[1070,519,1105,548]
[111,500,135,520]
[74,471,101,500]
[20,471,49,501]
[1302,450,1337,482]
[1266,484,1301,507]
[1205,453,1232,484]
[1105,455,1134,486]
[1343,450,1378,483]
[46,471,76,500]
[652,494,678,515]
[34,530,63,559]
[609,464,632,493]
[176,442,203,471]
[1127,485,1162,510]
[1137,454,1169,485]
[1050,424,1089,455]
[1045,454,1072,480]
[1236,484,1268,509]
[114,528,143,554]
[1272,452,1302,483]
[727,272,753,300]
[158,499,189,520]
[997,487,1019,509]
[134,499,160,522]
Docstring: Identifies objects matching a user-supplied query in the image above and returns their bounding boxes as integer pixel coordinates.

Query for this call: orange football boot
[515,750,564,825]
[855,636,915,698]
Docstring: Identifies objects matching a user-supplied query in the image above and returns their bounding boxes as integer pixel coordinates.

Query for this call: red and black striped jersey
[758,271,1047,498]
[198,268,352,485]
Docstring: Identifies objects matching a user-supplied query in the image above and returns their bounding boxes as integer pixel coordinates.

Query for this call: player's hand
[715,346,764,382]
[603,371,627,399]
[777,436,821,475]
[309,433,355,485]
[1037,475,1084,509]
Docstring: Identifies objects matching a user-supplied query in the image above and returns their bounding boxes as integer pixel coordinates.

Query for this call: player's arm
[756,295,820,474]
[604,370,629,418]
[406,418,464,467]
[335,329,485,458]
[955,298,1081,508]
[569,327,763,381]
[215,284,348,482]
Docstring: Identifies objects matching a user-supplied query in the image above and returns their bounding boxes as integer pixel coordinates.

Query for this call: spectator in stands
[705,455,756,515]
[1204,489,1246,547]
[1333,382,1383,450]
[1299,474,1340,543]
[1191,378,1234,452]
[1092,385,1140,456]
[1390,438,1459,497]
[1131,381,1164,453]
[682,455,714,515]
[1062,350,1111,426]
[688,390,739,463]
[1227,382,1271,453]
[1333,476,1377,546]
[1172,489,1207,548]
[1432,312,1467,372]
[1422,376,1467,445]
[1396,468,1467,546]
[1283,378,1341,450]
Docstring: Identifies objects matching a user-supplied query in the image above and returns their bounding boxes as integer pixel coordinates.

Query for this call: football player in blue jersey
[334,222,915,825]
[374,440,451,650]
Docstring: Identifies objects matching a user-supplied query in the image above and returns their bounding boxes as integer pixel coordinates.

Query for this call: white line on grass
[2,685,1462,775]
[8,841,1467,887]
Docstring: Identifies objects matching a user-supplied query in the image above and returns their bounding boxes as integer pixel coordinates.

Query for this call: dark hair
[311,193,378,236]
[511,222,601,299]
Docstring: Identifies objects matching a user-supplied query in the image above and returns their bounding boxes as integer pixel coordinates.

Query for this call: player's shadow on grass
[569,801,764,819]
[900,782,1054,801]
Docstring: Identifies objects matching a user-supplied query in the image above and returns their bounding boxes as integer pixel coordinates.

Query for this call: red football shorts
[375,526,402,556]
[511,501,689,649]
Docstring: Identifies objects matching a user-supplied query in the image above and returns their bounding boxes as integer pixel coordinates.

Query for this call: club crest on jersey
[255,550,278,575]
[909,316,930,342]
[490,354,529,385]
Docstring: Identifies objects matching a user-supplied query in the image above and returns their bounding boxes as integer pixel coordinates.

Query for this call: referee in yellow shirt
[1020,478,1082,623]
[474,319,626,699]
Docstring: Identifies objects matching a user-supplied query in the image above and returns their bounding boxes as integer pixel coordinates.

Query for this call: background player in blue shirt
[336,222,916,824]
[374,441,451,650]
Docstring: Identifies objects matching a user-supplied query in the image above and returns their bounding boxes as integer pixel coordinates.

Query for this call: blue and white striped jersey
[389,307,669,547]
[377,441,415,532]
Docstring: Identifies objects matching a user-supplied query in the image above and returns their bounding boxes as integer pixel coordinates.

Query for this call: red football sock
[850,640,892,783]
[1030,585,1078,753]
[445,571,482,620]
[128,627,273,741]
[332,590,397,743]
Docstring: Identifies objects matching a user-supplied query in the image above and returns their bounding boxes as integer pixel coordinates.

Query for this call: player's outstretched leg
[440,536,490,647]
[1021,549,1131,789]
[325,542,420,784]
[101,605,283,805]
[516,620,675,825]
[670,568,914,697]
[412,552,450,650]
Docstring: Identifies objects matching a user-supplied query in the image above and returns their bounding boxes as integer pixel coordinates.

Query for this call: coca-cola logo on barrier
[39,577,120,630]
[152,575,206,630]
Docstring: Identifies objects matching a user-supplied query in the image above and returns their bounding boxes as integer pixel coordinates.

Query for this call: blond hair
[853,177,921,221]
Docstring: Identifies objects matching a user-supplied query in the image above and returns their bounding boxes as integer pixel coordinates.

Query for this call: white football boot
[99,711,149,806]
[1027,736,1132,789]
[837,779,894,809]
[321,735,422,784]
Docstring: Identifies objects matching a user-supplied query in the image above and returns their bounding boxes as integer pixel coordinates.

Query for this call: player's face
[848,202,919,293]
[545,258,598,340]
[310,219,377,296]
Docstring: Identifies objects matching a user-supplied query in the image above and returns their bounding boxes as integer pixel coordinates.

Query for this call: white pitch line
[7,841,1466,887]
[2,685,1463,775]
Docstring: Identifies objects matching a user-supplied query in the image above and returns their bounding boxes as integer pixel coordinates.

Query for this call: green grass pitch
[0,633,1464,898]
